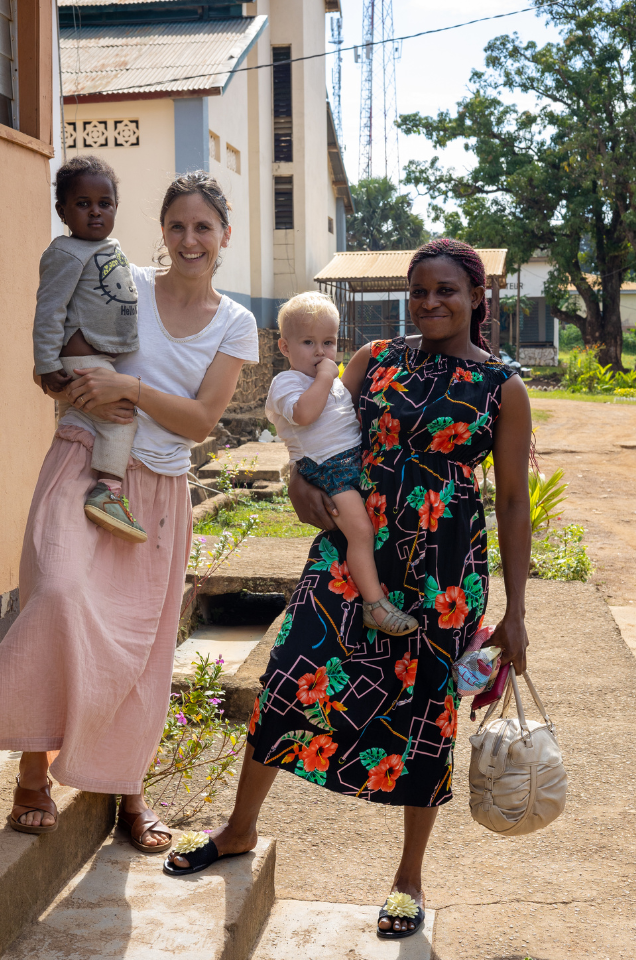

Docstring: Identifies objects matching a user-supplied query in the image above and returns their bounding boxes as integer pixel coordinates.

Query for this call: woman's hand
[288,465,339,531]
[65,366,137,412]
[490,612,528,674]
[89,399,136,424]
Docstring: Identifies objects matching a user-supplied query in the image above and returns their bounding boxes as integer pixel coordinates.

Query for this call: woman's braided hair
[407,238,490,351]
[155,171,231,270]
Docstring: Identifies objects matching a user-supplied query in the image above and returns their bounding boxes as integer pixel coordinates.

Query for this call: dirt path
[189,580,636,960]
[530,397,636,605]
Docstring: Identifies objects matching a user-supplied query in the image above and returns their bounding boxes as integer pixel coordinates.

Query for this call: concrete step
[249,900,435,959]
[187,536,313,601]
[172,613,284,724]
[173,624,267,684]
[4,832,276,960]
[199,444,290,484]
[0,752,115,955]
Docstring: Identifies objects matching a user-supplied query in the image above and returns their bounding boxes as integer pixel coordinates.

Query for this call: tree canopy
[346,177,430,251]
[397,0,636,368]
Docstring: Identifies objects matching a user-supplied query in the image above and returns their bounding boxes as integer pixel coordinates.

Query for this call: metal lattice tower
[329,15,343,144]
[358,0,400,184]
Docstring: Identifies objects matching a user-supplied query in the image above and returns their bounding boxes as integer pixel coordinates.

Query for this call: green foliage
[531,524,594,581]
[563,346,636,393]
[346,177,429,251]
[397,0,636,368]
[500,295,532,318]
[144,654,246,826]
[560,323,584,350]
[529,468,568,534]
[194,495,315,539]
[488,524,593,582]
[623,329,636,355]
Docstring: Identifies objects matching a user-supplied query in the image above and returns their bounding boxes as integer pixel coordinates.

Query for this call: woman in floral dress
[165,240,532,940]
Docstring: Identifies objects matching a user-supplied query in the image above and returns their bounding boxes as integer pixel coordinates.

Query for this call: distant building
[59,0,353,328]
[501,254,559,366]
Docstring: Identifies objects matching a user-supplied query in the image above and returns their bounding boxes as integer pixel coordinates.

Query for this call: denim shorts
[296,445,362,498]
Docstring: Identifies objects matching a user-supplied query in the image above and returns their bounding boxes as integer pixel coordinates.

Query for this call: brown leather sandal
[9,776,58,835]
[118,806,173,854]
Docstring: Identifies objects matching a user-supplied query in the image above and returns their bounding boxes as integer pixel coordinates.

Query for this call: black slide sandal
[377,896,425,940]
[163,831,247,877]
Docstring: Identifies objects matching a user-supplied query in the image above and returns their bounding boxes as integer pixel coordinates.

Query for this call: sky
[327,0,562,223]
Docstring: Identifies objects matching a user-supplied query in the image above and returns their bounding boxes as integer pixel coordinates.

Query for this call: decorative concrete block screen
[64,120,140,150]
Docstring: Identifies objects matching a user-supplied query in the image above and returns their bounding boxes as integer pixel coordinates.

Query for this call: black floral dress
[248,338,518,807]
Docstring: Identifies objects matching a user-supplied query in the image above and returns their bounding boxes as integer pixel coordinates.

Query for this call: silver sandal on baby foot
[362,597,419,636]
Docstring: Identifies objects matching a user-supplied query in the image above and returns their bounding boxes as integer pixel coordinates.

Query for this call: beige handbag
[468,669,567,836]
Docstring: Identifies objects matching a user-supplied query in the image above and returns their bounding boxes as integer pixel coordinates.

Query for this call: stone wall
[519,345,559,366]
[227,329,288,412]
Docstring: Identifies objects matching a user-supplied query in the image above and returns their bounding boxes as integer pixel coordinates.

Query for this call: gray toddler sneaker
[84,483,148,544]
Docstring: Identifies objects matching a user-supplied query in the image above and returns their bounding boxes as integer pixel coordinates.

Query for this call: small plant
[144,653,246,826]
[206,452,259,499]
[529,468,568,534]
[623,329,636,355]
[488,523,592,582]
[530,524,593,581]
[181,516,260,638]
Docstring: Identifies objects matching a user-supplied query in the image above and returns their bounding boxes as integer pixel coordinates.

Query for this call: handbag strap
[522,670,555,732]
[475,668,554,738]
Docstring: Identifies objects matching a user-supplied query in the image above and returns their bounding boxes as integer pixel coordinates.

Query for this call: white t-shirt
[266,370,361,464]
[59,266,259,476]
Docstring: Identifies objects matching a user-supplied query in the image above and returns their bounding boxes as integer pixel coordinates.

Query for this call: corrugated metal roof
[61,16,267,99]
[314,249,508,292]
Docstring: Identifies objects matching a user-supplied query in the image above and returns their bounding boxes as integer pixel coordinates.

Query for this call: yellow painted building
[0,0,63,636]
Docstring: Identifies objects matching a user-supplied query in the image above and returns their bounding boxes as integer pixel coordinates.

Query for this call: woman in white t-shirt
[0,172,258,852]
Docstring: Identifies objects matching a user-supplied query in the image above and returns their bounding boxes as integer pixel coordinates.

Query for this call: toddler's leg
[331,490,384,604]
[60,355,147,544]
[331,490,418,635]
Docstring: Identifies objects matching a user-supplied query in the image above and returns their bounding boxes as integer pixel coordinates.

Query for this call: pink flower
[176,712,187,725]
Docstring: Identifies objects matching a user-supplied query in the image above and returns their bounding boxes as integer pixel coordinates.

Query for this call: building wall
[207,71,253,306]
[62,98,176,267]
[269,0,337,301]
[0,0,59,629]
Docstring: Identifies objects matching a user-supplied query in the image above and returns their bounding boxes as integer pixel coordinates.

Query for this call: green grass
[526,388,630,402]
[193,496,316,538]
[531,407,553,423]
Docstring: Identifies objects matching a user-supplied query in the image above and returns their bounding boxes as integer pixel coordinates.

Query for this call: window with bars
[226,142,240,174]
[209,129,220,163]
[274,176,293,230]
[272,45,292,162]
[0,0,18,129]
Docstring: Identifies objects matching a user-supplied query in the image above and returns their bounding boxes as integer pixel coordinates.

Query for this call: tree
[397,0,636,369]
[346,177,430,251]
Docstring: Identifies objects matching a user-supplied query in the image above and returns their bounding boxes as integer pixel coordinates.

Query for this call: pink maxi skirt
[0,425,192,794]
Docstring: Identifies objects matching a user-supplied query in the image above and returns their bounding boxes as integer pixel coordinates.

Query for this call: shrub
[560,323,584,349]
[529,469,568,534]
[144,654,246,826]
[488,524,592,582]
[624,329,636,355]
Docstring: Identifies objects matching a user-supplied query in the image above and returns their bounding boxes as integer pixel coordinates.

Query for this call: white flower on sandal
[385,892,418,919]
[174,831,210,854]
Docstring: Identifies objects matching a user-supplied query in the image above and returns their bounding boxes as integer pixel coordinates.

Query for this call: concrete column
[335,196,346,251]
[174,97,209,175]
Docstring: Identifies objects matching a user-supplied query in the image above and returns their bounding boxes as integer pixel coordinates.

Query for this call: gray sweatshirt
[33,235,139,375]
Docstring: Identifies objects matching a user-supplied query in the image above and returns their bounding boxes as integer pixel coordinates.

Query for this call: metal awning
[61,16,267,102]
[314,248,508,292]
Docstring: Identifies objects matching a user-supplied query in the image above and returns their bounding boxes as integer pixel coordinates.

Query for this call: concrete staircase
[0,752,115,955]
